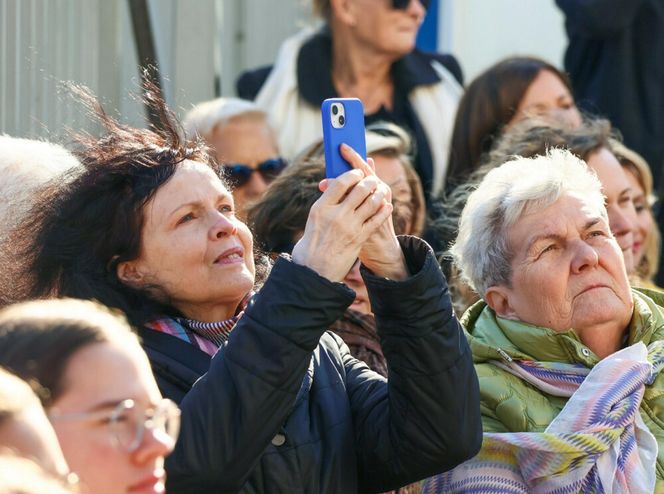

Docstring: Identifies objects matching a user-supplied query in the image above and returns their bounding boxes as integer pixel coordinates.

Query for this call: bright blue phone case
[321,98,367,179]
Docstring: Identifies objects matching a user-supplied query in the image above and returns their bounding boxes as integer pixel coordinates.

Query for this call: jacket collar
[464,288,664,367]
[296,27,442,107]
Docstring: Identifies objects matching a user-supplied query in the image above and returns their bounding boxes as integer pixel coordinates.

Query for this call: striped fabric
[144,318,221,356]
[422,341,664,494]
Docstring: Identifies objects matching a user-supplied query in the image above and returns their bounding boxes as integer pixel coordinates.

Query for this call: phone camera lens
[338,115,345,126]
[332,105,339,115]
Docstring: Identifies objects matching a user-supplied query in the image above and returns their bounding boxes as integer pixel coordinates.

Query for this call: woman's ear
[484,286,519,321]
[329,0,357,26]
[116,260,145,287]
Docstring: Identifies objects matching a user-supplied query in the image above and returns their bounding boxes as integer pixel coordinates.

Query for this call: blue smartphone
[321,98,367,179]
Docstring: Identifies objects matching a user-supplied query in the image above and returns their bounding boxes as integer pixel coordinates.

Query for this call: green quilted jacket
[463,287,664,487]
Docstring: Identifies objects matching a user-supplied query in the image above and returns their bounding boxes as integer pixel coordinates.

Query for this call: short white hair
[451,148,605,296]
[0,136,81,242]
[182,97,266,139]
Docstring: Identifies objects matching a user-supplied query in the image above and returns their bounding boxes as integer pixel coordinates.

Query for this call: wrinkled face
[486,192,633,341]
[122,161,255,321]
[372,153,414,235]
[0,402,70,479]
[586,148,638,273]
[509,69,582,128]
[337,0,427,57]
[208,116,280,218]
[50,341,174,494]
[624,167,654,266]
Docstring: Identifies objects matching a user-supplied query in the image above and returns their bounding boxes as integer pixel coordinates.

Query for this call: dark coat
[143,237,481,493]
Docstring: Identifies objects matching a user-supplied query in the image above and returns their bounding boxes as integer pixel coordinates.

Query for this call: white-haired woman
[423,149,664,492]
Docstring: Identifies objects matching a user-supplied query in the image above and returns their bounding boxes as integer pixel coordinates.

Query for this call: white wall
[439,0,568,83]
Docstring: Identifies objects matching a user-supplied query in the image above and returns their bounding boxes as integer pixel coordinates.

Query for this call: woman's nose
[343,259,363,286]
[209,212,238,240]
[571,241,600,273]
[131,426,176,466]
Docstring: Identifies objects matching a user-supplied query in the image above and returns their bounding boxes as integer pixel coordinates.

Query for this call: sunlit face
[208,116,280,218]
[339,0,427,57]
[372,153,414,234]
[509,69,582,128]
[586,148,638,273]
[486,193,633,353]
[0,401,70,479]
[624,167,655,266]
[50,340,174,494]
[121,161,255,322]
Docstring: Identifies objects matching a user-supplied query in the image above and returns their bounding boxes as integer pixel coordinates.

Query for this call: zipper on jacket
[496,347,513,362]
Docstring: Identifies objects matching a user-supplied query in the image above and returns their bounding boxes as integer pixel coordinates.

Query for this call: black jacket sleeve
[164,256,355,493]
[236,65,273,100]
[350,236,482,492]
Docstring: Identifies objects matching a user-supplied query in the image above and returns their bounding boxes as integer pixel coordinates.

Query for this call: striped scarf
[422,341,664,494]
[145,293,253,356]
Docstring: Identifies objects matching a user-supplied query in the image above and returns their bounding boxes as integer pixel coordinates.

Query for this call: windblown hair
[182,97,266,140]
[6,80,218,324]
[0,299,137,408]
[451,149,605,296]
[445,56,575,190]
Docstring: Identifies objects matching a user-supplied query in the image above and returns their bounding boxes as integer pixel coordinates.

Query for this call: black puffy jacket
[146,237,481,493]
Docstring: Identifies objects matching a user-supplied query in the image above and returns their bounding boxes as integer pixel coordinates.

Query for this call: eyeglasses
[50,399,180,452]
[391,0,430,10]
[223,157,287,188]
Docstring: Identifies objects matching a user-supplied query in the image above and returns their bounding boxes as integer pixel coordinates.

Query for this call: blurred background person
[612,140,662,288]
[0,368,70,482]
[238,0,463,201]
[444,56,582,192]
[183,97,286,219]
[0,299,179,494]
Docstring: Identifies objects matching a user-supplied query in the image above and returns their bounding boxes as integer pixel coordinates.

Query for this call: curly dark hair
[5,79,249,326]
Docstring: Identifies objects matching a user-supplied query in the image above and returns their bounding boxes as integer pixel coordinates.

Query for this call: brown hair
[0,299,137,408]
[445,56,576,191]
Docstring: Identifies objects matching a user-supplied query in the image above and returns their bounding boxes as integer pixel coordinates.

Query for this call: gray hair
[451,148,605,296]
[182,97,266,139]
[0,136,80,243]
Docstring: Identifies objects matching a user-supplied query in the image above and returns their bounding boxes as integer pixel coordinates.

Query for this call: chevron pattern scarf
[422,341,664,494]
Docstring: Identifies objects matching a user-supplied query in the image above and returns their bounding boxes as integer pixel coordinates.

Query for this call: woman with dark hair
[444,56,582,191]
[0,299,179,494]
[9,84,481,493]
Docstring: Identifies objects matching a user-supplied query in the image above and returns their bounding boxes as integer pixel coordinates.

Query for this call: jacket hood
[462,288,664,366]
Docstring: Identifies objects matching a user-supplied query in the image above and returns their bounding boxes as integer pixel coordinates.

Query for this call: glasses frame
[50,398,180,453]
[391,0,430,10]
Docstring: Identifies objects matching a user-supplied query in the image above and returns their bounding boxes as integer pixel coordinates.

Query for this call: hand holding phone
[321,98,367,179]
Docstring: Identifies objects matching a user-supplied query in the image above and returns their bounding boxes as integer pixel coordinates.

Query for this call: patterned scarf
[422,341,664,494]
[145,293,253,356]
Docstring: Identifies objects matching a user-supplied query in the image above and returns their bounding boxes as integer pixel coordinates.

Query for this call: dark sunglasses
[391,0,430,10]
[223,158,287,188]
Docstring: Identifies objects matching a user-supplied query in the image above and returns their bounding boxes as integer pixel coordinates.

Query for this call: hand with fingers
[291,161,393,282]
[337,144,409,281]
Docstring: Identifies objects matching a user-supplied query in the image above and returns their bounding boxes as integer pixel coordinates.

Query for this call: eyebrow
[168,193,233,218]
[526,217,602,255]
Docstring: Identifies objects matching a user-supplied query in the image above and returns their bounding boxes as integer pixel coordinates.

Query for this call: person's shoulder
[236,65,273,101]
[418,51,464,86]
[475,362,559,432]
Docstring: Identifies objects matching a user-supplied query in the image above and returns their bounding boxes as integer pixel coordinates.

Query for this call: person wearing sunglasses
[237,0,463,203]
[0,299,179,494]
[183,97,286,219]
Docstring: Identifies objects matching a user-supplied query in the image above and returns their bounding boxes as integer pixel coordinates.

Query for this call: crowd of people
[1,0,663,492]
